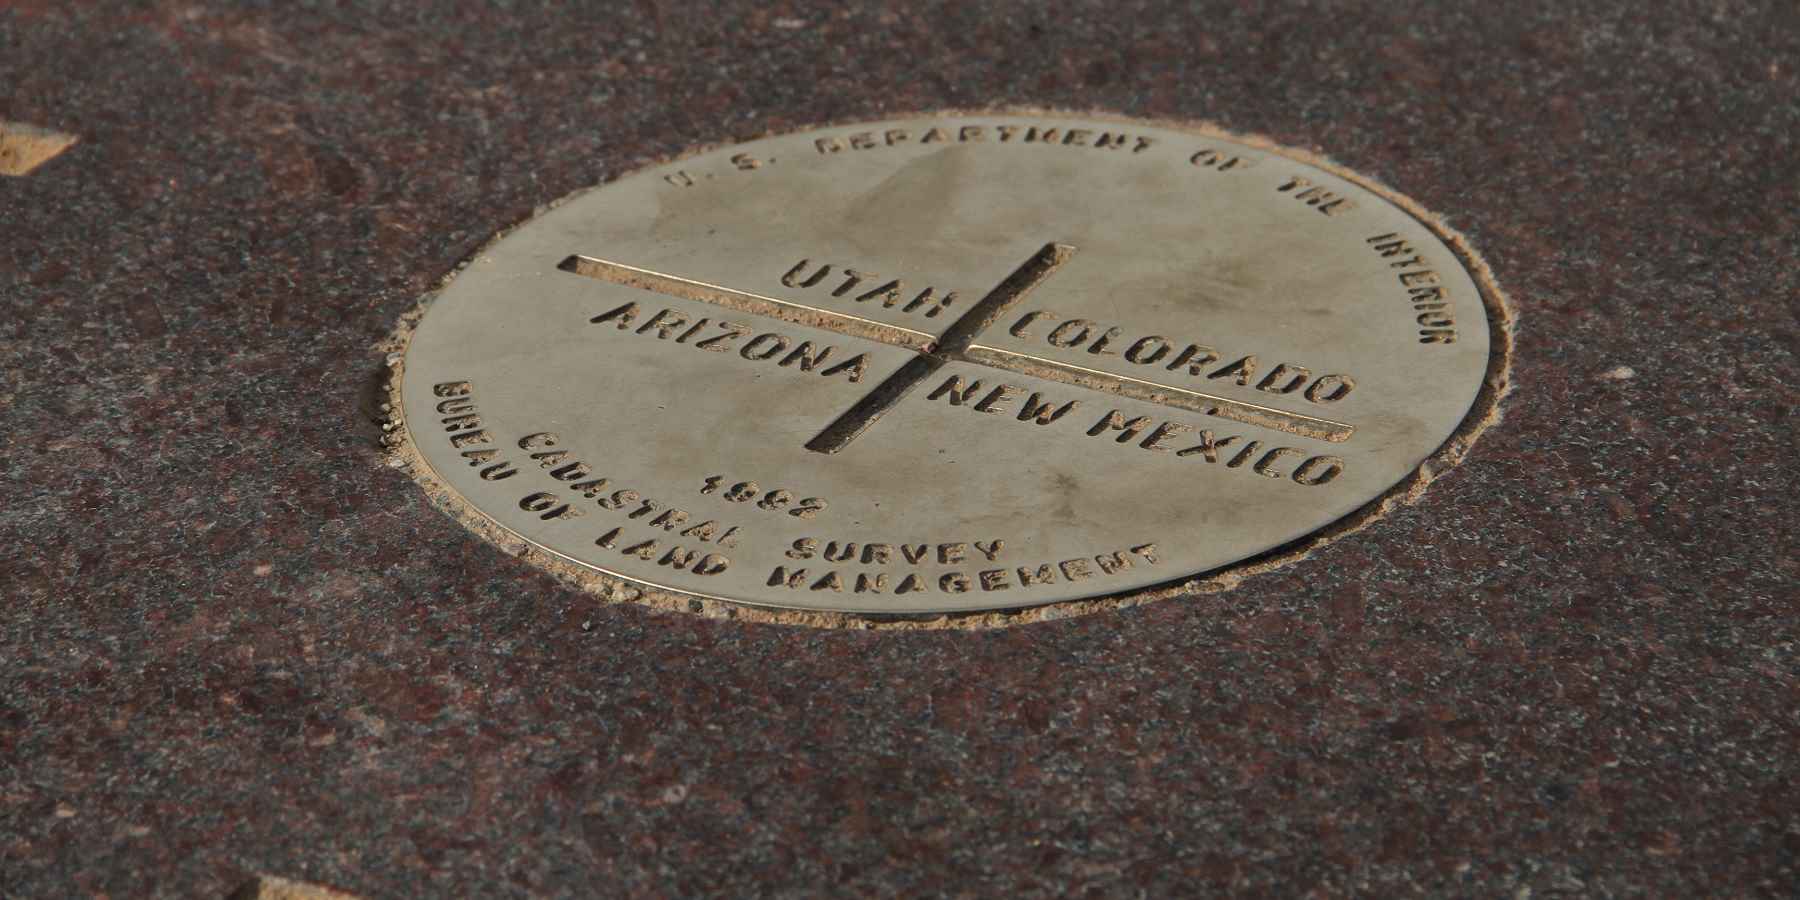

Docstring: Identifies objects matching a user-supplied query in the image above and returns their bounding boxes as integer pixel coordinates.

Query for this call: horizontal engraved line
[962,345,1355,443]
[558,255,938,353]
[559,254,1355,444]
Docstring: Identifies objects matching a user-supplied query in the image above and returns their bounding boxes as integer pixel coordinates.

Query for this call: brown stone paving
[1,1,1796,896]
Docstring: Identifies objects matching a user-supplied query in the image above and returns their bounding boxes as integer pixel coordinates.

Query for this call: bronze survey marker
[396,115,1499,616]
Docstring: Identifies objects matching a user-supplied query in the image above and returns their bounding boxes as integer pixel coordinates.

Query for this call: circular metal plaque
[396,114,1501,616]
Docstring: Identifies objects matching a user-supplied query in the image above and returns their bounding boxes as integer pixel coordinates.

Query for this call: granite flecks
[2,1,1797,897]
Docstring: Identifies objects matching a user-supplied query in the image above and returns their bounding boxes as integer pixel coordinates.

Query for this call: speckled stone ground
[2,1,1796,896]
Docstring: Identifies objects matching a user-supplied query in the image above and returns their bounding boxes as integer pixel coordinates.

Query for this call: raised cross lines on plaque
[396,114,1499,615]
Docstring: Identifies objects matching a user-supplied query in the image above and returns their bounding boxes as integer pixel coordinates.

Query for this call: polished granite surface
[2,1,1795,895]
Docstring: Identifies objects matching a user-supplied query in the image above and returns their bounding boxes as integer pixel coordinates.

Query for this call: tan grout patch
[373,107,1517,631]
[229,874,362,900]
[0,121,79,176]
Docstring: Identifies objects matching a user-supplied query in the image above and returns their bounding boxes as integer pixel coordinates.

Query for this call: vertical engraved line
[935,242,1076,355]
[800,356,945,454]
[804,242,1075,454]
